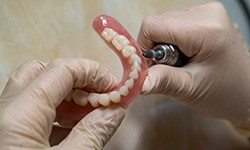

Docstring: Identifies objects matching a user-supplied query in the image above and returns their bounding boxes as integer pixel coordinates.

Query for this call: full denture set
[57,15,147,119]
[72,25,145,107]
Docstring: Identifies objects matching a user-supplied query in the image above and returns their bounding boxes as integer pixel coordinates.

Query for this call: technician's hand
[138,2,250,130]
[0,58,125,149]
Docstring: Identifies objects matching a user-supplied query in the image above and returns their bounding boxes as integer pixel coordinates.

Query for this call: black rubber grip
[174,48,189,67]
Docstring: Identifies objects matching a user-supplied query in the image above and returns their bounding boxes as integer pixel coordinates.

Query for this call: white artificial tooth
[129,54,142,64]
[112,35,129,51]
[72,90,89,106]
[102,28,117,41]
[98,94,111,107]
[65,90,74,102]
[129,69,139,79]
[119,86,129,96]
[125,78,134,89]
[128,46,136,53]
[87,93,100,108]
[131,61,141,72]
[109,91,121,103]
[122,46,136,58]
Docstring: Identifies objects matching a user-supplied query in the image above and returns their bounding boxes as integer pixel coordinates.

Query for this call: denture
[56,15,148,121]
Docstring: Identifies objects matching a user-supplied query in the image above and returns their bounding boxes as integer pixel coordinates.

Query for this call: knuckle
[48,58,73,76]
[210,1,226,11]
[49,58,75,71]
[51,58,66,66]
[17,60,43,71]
[138,15,157,49]
[141,15,154,31]
[207,1,228,17]
[200,20,225,35]
[50,58,100,74]
[13,60,45,82]
[198,12,228,36]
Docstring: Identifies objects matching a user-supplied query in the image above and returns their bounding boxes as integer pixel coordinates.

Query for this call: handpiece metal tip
[142,50,155,58]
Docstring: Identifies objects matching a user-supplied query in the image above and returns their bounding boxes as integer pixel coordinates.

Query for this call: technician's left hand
[0,58,125,150]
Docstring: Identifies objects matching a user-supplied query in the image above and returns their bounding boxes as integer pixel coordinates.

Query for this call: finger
[137,2,225,57]
[0,58,118,146]
[26,58,117,107]
[12,60,46,85]
[55,105,125,149]
[1,60,46,98]
[137,13,200,57]
[141,65,193,100]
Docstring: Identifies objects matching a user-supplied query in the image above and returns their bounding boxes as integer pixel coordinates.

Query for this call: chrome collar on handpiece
[143,44,187,66]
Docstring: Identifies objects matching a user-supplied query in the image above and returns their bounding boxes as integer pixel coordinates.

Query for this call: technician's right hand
[138,2,250,130]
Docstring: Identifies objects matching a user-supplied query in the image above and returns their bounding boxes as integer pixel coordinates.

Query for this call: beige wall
[1,0,250,149]
[0,0,212,91]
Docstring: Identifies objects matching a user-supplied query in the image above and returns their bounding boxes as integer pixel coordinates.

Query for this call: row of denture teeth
[66,28,142,107]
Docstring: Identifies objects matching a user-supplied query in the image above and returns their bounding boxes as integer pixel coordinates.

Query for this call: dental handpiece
[142,44,189,67]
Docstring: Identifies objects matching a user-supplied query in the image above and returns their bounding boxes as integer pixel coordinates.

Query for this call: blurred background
[0,0,250,149]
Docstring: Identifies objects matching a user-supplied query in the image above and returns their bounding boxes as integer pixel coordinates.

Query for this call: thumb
[142,65,193,99]
[55,105,125,150]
